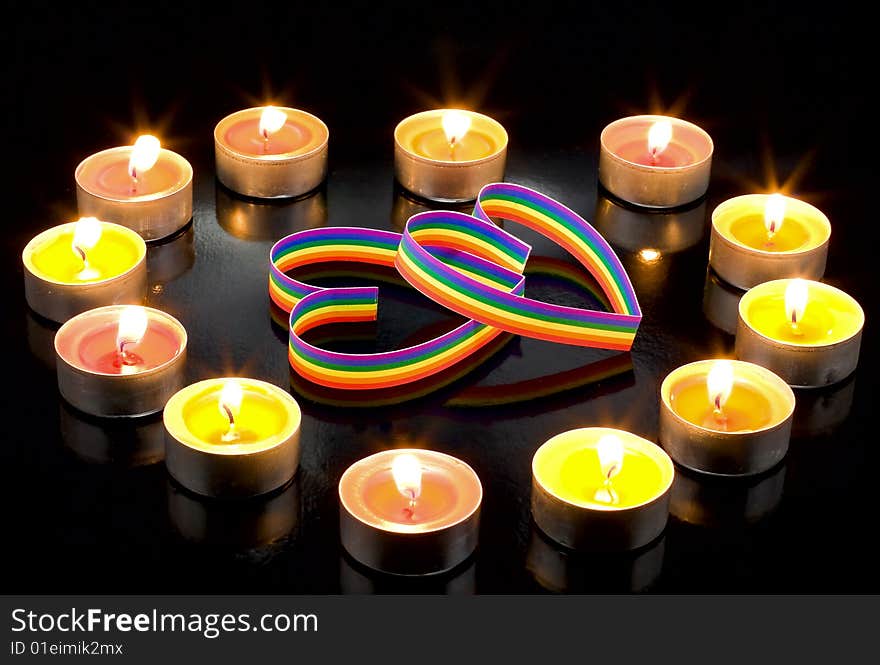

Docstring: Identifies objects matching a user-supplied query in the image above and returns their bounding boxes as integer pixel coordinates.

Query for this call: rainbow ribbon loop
[269,183,640,390]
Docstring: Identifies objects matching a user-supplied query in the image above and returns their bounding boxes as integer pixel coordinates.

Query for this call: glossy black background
[3,2,876,592]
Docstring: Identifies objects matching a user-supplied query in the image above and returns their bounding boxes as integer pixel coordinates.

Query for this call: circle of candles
[338,449,482,576]
[75,136,193,242]
[735,279,864,387]
[709,194,831,289]
[163,378,302,498]
[598,115,713,209]
[659,359,795,476]
[54,305,187,418]
[22,218,147,323]
[394,109,508,202]
[214,106,329,199]
[531,428,674,552]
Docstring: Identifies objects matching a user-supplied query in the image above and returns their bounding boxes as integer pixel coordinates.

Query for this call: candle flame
[785,279,809,327]
[259,106,288,139]
[764,193,787,237]
[219,380,244,424]
[72,217,102,255]
[116,306,148,351]
[596,434,624,481]
[442,110,472,146]
[391,453,423,504]
[647,119,673,157]
[707,360,734,413]
[128,135,161,179]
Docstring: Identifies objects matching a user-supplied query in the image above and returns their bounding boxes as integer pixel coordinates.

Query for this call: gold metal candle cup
[214,107,329,199]
[659,360,795,476]
[394,109,508,203]
[215,183,328,240]
[593,190,707,254]
[338,449,482,576]
[164,379,302,499]
[735,280,864,388]
[167,478,300,549]
[60,403,165,467]
[669,463,786,528]
[531,428,674,552]
[75,147,193,242]
[22,222,147,323]
[599,115,713,209]
[709,195,831,289]
[526,527,665,593]
[54,306,187,418]
[702,269,744,335]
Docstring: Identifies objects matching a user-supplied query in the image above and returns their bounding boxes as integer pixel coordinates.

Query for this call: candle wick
[73,245,87,265]
[130,168,138,194]
[222,403,235,428]
[117,339,137,365]
[407,489,417,510]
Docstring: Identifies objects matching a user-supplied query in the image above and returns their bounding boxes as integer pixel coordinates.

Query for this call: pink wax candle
[55,305,187,417]
[599,114,713,208]
[75,135,193,241]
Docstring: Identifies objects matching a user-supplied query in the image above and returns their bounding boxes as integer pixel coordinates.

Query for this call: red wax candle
[612,140,695,168]
[73,320,182,374]
[361,467,459,525]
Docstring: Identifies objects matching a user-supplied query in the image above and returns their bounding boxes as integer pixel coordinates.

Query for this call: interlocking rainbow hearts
[269,183,641,390]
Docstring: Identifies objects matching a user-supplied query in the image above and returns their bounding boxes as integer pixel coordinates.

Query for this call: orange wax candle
[54,305,187,417]
[394,109,508,202]
[660,360,795,476]
[22,218,147,323]
[164,378,302,498]
[736,279,864,387]
[339,448,482,575]
[75,135,193,241]
[710,194,831,289]
[599,115,713,208]
[214,106,329,199]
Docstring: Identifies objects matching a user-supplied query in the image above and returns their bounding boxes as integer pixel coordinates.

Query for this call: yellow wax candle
[533,428,673,510]
[741,278,861,346]
[709,194,831,289]
[25,218,144,284]
[22,218,147,323]
[531,428,673,551]
[164,378,302,498]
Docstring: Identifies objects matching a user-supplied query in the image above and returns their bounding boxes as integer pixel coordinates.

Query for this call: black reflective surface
[4,3,876,592]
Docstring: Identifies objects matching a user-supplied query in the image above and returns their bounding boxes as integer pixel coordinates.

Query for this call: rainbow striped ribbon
[269,183,640,390]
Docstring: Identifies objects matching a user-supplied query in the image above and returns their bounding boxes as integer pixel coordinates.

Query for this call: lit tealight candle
[54,305,186,417]
[599,115,713,209]
[710,194,831,289]
[394,109,508,202]
[659,359,795,476]
[164,378,301,498]
[531,428,674,551]
[339,449,482,575]
[214,106,329,199]
[75,135,193,241]
[736,278,864,387]
[22,218,147,323]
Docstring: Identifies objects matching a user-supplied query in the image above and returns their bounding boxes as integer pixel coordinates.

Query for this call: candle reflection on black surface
[669,463,786,529]
[593,189,707,255]
[146,223,196,293]
[702,268,744,335]
[390,184,474,232]
[339,553,476,594]
[167,477,300,550]
[59,401,165,467]
[792,376,856,439]
[526,527,665,593]
[25,310,59,372]
[216,182,328,241]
